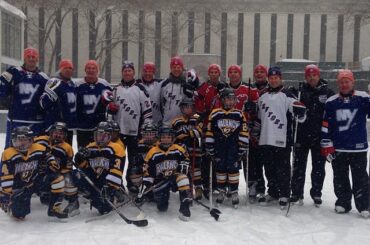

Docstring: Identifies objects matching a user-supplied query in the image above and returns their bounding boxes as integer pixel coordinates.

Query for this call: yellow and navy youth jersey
[143,144,189,184]
[0,143,59,195]
[34,135,74,174]
[171,114,203,157]
[76,141,125,189]
[205,108,249,152]
[112,138,126,151]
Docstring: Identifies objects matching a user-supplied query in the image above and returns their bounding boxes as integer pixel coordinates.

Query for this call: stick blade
[131,219,149,227]
[210,208,221,221]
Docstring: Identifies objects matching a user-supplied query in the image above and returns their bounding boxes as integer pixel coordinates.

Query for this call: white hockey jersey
[138,79,163,126]
[160,75,187,126]
[113,80,153,136]
[258,87,297,148]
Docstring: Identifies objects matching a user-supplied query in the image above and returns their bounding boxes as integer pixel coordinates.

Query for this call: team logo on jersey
[336,109,358,131]
[156,160,178,176]
[89,157,110,177]
[83,94,101,114]
[67,92,77,113]
[14,160,38,182]
[19,83,40,104]
[217,119,240,137]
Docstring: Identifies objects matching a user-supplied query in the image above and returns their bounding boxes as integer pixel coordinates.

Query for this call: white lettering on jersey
[83,94,101,114]
[67,92,77,113]
[336,109,358,131]
[19,83,40,104]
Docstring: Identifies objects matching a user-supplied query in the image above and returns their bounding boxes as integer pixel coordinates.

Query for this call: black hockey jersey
[1,143,60,195]
[76,142,125,189]
[143,144,189,184]
[205,108,249,153]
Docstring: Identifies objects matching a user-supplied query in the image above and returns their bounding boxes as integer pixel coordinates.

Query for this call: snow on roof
[0,0,26,19]
[279,58,317,63]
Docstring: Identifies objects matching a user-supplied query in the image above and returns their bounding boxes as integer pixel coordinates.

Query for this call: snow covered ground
[1,133,370,245]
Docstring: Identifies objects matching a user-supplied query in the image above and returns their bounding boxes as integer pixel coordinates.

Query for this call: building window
[2,11,22,60]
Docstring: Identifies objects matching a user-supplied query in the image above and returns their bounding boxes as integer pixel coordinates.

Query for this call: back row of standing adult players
[0,47,369,220]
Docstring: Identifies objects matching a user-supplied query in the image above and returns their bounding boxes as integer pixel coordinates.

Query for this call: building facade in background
[0,0,25,72]
[4,0,370,81]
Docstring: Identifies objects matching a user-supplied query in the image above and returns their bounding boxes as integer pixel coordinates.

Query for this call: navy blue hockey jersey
[39,77,78,130]
[75,78,112,130]
[0,66,48,123]
[321,91,370,152]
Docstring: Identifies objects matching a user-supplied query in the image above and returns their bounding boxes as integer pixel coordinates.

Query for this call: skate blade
[233,204,238,209]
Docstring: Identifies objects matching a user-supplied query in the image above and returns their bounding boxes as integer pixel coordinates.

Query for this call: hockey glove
[107,102,119,114]
[320,139,336,162]
[74,147,90,164]
[216,82,227,93]
[292,101,307,122]
[135,181,152,205]
[44,80,60,102]
[244,101,257,115]
[101,90,114,106]
[177,161,190,175]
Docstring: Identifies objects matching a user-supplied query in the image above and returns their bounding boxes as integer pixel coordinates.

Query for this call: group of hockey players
[0,46,369,223]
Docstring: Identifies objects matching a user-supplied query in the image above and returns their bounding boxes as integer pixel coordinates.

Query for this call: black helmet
[108,120,120,133]
[11,126,34,152]
[141,122,158,144]
[96,121,113,133]
[94,121,112,146]
[49,122,67,144]
[142,122,158,134]
[220,87,236,109]
[179,97,195,115]
[220,87,235,99]
[158,126,175,150]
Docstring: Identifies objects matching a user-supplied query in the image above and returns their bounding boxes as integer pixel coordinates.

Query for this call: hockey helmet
[11,126,34,152]
[158,126,175,150]
[49,122,67,145]
[141,122,158,144]
[94,121,113,147]
[220,87,237,109]
[179,97,195,116]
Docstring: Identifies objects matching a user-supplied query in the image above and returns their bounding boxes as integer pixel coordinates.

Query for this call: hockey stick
[245,77,252,204]
[194,198,221,221]
[286,82,304,217]
[8,81,15,147]
[191,138,196,198]
[85,197,134,223]
[77,169,148,227]
[207,157,221,220]
[86,179,167,223]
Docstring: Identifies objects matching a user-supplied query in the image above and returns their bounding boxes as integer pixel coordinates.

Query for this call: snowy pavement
[1,134,370,245]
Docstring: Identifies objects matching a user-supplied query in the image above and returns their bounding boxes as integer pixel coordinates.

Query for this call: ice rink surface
[1,134,370,245]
